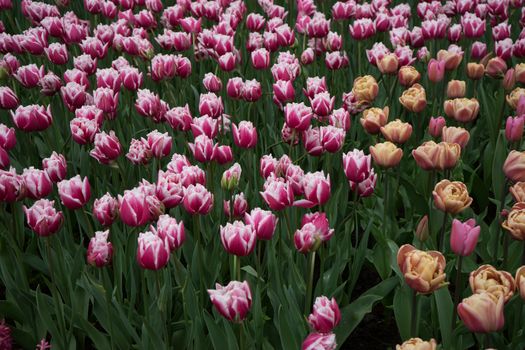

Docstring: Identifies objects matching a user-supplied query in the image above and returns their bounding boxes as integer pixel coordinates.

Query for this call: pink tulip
[218,52,237,72]
[188,135,215,163]
[74,54,98,75]
[70,117,99,145]
[0,168,25,202]
[42,152,67,183]
[349,18,375,40]
[0,146,8,169]
[135,89,168,123]
[302,127,323,157]
[303,77,327,99]
[244,208,278,240]
[241,79,262,102]
[308,296,341,333]
[22,167,52,200]
[156,170,183,209]
[80,37,109,59]
[126,138,152,165]
[93,193,119,227]
[96,68,122,91]
[11,105,52,132]
[342,149,372,183]
[94,87,119,118]
[191,115,218,139]
[45,43,68,65]
[23,199,63,237]
[14,64,45,88]
[505,116,524,142]
[301,48,315,65]
[429,116,446,138]
[87,230,113,267]
[294,171,331,208]
[0,124,15,151]
[63,68,89,88]
[39,72,62,96]
[224,193,249,219]
[310,92,335,118]
[273,80,295,105]
[57,175,91,210]
[321,126,345,153]
[325,51,349,70]
[199,92,223,118]
[251,48,270,69]
[427,59,446,83]
[61,82,87,112]
[75,106,104,126]
[119,66,143,91]
[221,163,242,191]
[260,175,294,211]
[301,332,337,350]
[284,102,313,131]
[208,281,252,322]
[136,231,170,270]
[246,13,265,31]
[183,184,213,215]
[349,170,377,197]
[90,131,121,164]
[301,212,334,242]
[470,41,487,59]
[0,87,19,110]
[285,164,306,196]
[202,73,222,93]
[450,218,481,256]
[166,105,192,131]
[260,155,278,179]
[154,214,185,251]
[457,293,505,333]
[220,220,256,256]
[119,189,150,227]
[232,121,257,149]
[146,130,172,159]
[227,78,244,99]
[462,13,485,38]
[213,145,233,165]
[294,223,323,253]
[180,165,206,187]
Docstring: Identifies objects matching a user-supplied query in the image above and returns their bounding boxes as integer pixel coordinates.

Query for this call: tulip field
[2,0,525,349]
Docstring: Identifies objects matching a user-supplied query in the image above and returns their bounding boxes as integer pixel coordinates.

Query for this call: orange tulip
[352,75,379,103]
[380,119,413,144]
[469,264,515,303]
[441,126,470,149]
[360,106,389,134]
[501,202,525,241]
[443,98,480,123]
[398,66,421,87]
[399,83,427,113]
[397,244,447,294]
[432,180,472,215]
[369,141,403,168]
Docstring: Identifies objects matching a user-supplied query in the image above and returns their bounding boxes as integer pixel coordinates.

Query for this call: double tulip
[433,180,472,215]
[208,281,252,322]
[87,230,113,267]
[469,265,515,303]
[502,202,525,240]
[397,244,447,294]
[57,175,91,210]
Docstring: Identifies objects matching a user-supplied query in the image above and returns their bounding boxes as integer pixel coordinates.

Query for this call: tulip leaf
[434,287,453,349]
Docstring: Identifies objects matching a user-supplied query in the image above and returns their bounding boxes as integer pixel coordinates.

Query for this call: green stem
[494,181,508,263]
[81,209,94,238]
[411,290,418,337]
[438,213,448,252]
[451,255,463,332]
[239,322,245,350]
[283,209,293,241]
[383,170,389,239]
[304,251,316,316]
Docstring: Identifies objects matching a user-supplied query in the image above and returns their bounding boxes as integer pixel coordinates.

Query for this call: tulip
[180,165,206,187]
[427,59,445,83]
[0,86,19,109]
[226,78,244,99]
[329,108,351,131]
[294,223,324,253]
[93,87,119,118]
[415,215,429,242]
[119,189,150,227]
[0,124,15,151]
[11,105,53,132]
[156,171,183,209]
[447,80,466,99]
[428,117,446,138]
[126,138,153,165]
[502,202,525,241]
[23,199,63,237]
[0,168,25,202]
[444,98,480,123]
[96,68,121,91]
[208,281,252,322]
[433,180,472,215]
[503,69,516,91]
[380,119,413,144]
[503,150,525,182]
[273,80,295,106]
[457,292,505,333]
[378,54,399,75]
[396,338,437,350]
[14,64,44,88]
[360,107,389,134]
[412,141,441,170]
[398,66,421,87]
[370,142,403,168]
[467,62,485,80]
[507,88,525,110]
[74,54,97,75]
[120,66,143,91]
[166,105,192,132]
[259,155,277,179]
[437,47,463,71]
[505,116,524,142]
[352,75,379,103]
[146,130,172,159]
[485,57,508,79]
[87,230,113,267]
[223,193,249,219]
[90,131,121,165]
[442,126,470,149]
[320,126,345,153]
[470,264,515,302]
[241,79,262,102]
[93,193,119,227]
[284,102,313,132]
[220,221,256,256]
[188,135,215,163]
[57,175,91,210]
[155,214,184,251]
[232,121,257,149]
[136,231,170,270]
[61,82,87,112]
[310,92,335,118]
[516,266,525,300]
[202,73,222,93]
[294,171,331,208]
[45,43,68,65]
[22,167,52,200]
[302,127,323,157]
[515,63,525,84]
[183,184,213,215]
[260,175,294,211]
[308,296,341,333]
[301,212,334,242]
[399,84,427,113]
[244,208,278,240]
[450,219,481,256]
[342,149,372,183]
[251,48,270,70]
[301,332,337,350]
[397,244,447,294]
[221,163,241,191]
[199,92,223,118]
[135,89,167,123]
[70,117,99,145]
[39,72,62,96]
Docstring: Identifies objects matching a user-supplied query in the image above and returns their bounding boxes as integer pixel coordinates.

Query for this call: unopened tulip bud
[427,59,445,83]
[447,80,466,98]
[505,116,525,142]
[428,117,446,138]
[485,57,507,79]
[221,163,241,191]
[467,62,485,80]
[450,218,481,256]
[57,175,91,210]
[503,68,516,91]
[244,208,278,240]
[503,150,525,182]
[369,142,403,168]
[415,215,429,242]
[155,214,185,251]
[223,193,249,219]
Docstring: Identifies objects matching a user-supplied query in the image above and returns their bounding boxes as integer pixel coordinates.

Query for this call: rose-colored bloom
[244,208,278,240]
[119,189,150,227]
[11,105,53,132]
[260,155,277,179]
[444,98,480,123]
[370,142,403,168]
[0,168,25,202]
[223,193,249,219]
[458,292,505,333]
[427,59,445,83]
[485,57,508,79]
[93,193,119,227]
[208,281,252,322]
[120,66,143,91]
[14,64,44,88]
[41,152,66,184]
[342,149,372,183]
[378,54,399,75]
[308,296,341,333]
[241,79,262,102]
[135,89,167,123]
[23,199,63,237]
[437,47,463,71]
[0,86,19,109]
[412,141,441,170]
[360,106,389,134]
[450,218,480,256]
[428,117,446,138]
[146,130,172,159]
[284,102,313,131]
[396,338,437,350]
[320,126,345,153]
[503,150,525,182]
[57,175,91,210]
[397,244,447,294]
[251,48,270,70]
[442,126,470,149]
[260,175,294,211]
[502,202,525,240]
[232,121,257,149]
[70,117,99,145]
[399,84,427,113]
[155,214,184,251]
[220,220,256,256]
[22,167,52,199]
[310,92,335,118]
[61,82,87,112]
[74,54,97,75]
[329,108,351,131]
[294,223,324,253]
[136,231,170,270]
[273,80,295,105]
[183,184,213,215]
[433,180,472,215]
[349,18,375,40]
[93,87,119,117]
[126,138,152,165]
[227,78,244,99]
[349,169,377,197]
[90,131,121,164]
[166,104,192,132]
[380,119,412,144]
[301,332,337,350]
[87,230,113,267]
[199,92,223,118]
[202,72,222,93]
[45,43,68,65]
[470,264,515,302]
[188,135,215,163]
[294,171,331,208]
[447,80,466,99]
[505,116,525,142]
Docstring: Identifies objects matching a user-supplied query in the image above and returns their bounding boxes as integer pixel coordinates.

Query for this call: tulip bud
[457,293,505,333]
[183,184,213,215]
[244,208,278,240]
[516,266,525,301]
[502,202,525,241]
[23,199,63,237]
[467,62,485,80]
[503,68,516,91]
[220,220,256,256]
[146,130,172,159]
[369,142,403,168]
[307,296,341,333]
[136,231,170,270]
[42,152,67,182]
[260,175,294,211]
[503,150,525,182]
[415,215,429,242]
[223,193,249,219]
[119,188,150,227]
[427,59,445,83]
[505,116,524,142]
[342,149,372,183]
[221,163,241,191]
[202,72,222,92]
[294,171,331,209]
[485,57,507,79]
[232,121,257,148]
[447,80,466,98]
[450,218,481,256]
[87,230,113,267]
[0,86,19,110]
[22,167,53,200]
[428,117,446,138]
[208,281,252,322]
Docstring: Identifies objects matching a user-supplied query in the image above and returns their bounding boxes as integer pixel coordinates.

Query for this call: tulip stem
[304,251,316,316]
[81,209,94,238]
[494,181,508,264]
[522,242,525,266]
[283,209,293,241]
[411,290,418,337]
[383,170,389,239]
[438,213,448,252]
[451,255,463,332]
[239,322,245,350]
